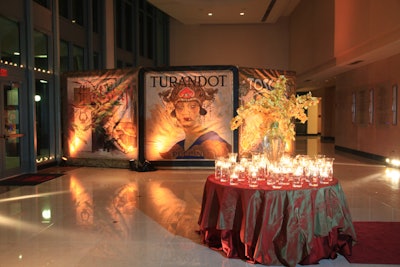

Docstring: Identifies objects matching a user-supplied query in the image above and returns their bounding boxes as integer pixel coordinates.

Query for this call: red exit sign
[0,68,8,77]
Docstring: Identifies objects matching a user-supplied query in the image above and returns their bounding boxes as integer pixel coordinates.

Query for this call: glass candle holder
[320,157,334,184]
[269,163,282,189]
[220,160,231,182]
[237,164,246,182]
[230,170,239,185]
[308,163,319,187]
[228,152,238,163]
[292,164,303,188]
[248,164,258,187]
[214,158,224,180]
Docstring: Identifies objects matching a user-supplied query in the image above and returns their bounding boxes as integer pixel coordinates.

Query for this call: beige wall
[290,0,400,158]
[334,0,400,65]
[169,18,290,69]
[333,0,400,158]
[335,54,400,158]
[169,0,400,159]
[289,0,335,77]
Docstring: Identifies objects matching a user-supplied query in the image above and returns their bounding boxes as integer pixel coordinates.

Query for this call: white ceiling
[147,0,400,91]
[147,0,300,25]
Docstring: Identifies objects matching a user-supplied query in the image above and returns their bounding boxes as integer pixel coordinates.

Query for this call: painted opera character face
[158,79,231,159]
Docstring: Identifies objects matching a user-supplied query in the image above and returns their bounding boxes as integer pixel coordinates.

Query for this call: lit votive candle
[230,172,239,185]
[228,153,238,163]
[249,170,258,188]
[292,166,303,188]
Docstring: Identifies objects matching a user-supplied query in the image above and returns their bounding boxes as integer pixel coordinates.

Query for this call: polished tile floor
[0,137,399,267]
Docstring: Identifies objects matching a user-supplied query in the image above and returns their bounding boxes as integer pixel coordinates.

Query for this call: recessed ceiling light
[208,12,213,16]
[240,12,245,16]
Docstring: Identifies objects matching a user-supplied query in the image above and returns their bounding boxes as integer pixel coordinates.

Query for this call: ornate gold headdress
[159,78,218,116]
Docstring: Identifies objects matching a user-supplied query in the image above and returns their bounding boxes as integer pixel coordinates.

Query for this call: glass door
[0,82,23,178]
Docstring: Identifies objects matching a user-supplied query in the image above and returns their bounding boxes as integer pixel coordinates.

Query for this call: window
[35,79,51,163]
[0,16,20,65]
[34,31,49,71]
[137,1,160,60]
[34,0,49,8]
[156,14,169,66]
[146,5,154,59]
[116,0,133,51]
[93,51,100,70]
[72,0,84,25]
[60,40,69,72]
[115,0,169,66]
[59,0,85,26]
[73,45,84,70]
[125,1,133,51]
[116,0,123,48]
[92,0,101,33]
[59,0,68,18]
[139,10,145,56]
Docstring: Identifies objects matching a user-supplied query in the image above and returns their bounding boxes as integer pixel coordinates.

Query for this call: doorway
[0,81,24,178]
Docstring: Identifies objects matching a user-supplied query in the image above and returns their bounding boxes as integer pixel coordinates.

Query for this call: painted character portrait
[158,79,232,159]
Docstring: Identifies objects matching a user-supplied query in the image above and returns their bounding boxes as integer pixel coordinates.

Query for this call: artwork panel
[65,69,139,160]
[236,68,296,153]
[143,68,235,161]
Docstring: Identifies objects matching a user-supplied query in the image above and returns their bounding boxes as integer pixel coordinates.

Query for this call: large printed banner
[65,68,139,160]
[141,66,236,164]
[62,66,296,167]
[237,68,296,153]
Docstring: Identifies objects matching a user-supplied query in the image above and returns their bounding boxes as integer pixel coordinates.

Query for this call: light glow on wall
[69,136,84,156]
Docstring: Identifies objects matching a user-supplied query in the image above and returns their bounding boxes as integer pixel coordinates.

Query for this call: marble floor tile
[0,136,399,266]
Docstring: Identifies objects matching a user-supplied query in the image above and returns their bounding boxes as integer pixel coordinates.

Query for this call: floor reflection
[0,136,399,266]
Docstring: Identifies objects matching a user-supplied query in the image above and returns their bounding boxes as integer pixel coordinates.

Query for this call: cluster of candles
[214,153,335,189]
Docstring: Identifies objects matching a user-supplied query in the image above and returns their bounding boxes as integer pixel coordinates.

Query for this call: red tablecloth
[198,175,356,267]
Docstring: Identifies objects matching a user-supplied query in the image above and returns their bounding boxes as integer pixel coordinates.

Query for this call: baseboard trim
[334,145,386,163]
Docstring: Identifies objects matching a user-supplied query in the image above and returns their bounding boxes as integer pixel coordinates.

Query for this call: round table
[198,174,356,267]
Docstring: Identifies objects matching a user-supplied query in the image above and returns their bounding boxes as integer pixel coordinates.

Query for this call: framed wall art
[352,91,356,124]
